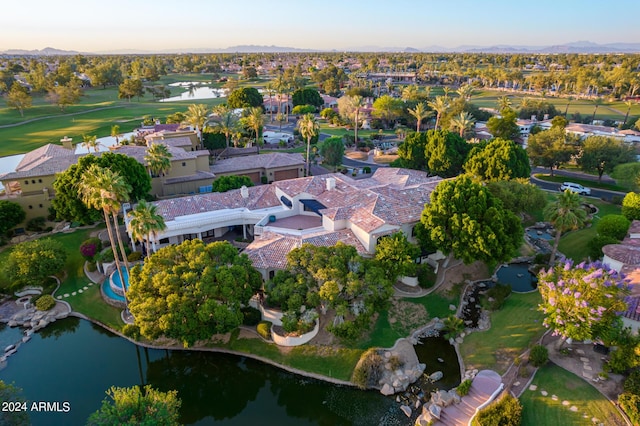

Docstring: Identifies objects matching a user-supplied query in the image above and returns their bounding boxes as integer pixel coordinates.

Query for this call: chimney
[543,114,549,120]
[240,185,249,199]
[326,177,336,191]
[60,136,73,150]
[531,115,536,122]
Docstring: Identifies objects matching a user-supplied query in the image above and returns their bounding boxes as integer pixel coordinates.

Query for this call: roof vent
[326,177,336,191]
[240,185,249,199]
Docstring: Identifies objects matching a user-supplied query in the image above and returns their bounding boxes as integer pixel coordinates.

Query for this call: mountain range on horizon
[3,41,640,56]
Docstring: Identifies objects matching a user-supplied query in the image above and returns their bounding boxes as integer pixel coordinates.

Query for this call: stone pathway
[526,383,604,426]
[55,283,94,300]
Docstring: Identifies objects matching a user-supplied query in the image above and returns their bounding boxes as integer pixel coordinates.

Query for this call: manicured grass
[558,199,622,261]
[520,363,625,426]
[534,174,627,192]
[68,284,124,330]
[460,291,546,374]
[357,310,404,349]
[225,331,362,381]
[406,291,459,320]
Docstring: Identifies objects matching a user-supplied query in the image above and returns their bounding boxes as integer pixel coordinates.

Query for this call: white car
[560,182,591,195]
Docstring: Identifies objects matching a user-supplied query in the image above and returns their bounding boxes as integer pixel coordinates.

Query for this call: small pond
[413,337,460,394]
[526,229,553,241]
[160,86,226,102]
[495,263,538,293]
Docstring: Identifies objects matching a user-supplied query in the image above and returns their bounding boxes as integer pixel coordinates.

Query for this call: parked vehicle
[560,182,591,195]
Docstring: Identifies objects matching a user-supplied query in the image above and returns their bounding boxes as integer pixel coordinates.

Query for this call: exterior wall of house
[1,173,57,222]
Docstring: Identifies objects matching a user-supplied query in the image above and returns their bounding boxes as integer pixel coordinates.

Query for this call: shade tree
[623,192,640,220]
[319,136,345,171]
[5,238,66,291]
[463,138,530,181]
[128,240,262,347]
[420,175,522,265]
[577,136,636,182]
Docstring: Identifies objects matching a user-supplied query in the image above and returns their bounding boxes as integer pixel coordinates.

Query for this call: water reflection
[0,319,405,426]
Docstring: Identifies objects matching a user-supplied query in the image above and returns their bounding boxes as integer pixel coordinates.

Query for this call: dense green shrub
[596,214,631,240]
[457,379,472,396]
[483,283,512,311]
[622,192,640,220]
[122,324,141,340]
[35,294,55,311]
[86,261,97,272]
[619,393,640,426]
[624,369,640,395]
[241,306,262,326]
[533,252,550,265]
[587,235,620,260]
[26,216,46,232]
[472,393,522,426]
[127,251,142,262]
[352,348,384,389]
[417,263,436,289]
[257,321,271,340]
[529,344,549,367]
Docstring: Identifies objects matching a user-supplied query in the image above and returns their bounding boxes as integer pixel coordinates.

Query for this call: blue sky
[2,0,639,52]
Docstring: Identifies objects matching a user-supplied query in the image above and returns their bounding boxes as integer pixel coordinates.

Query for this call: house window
[39,204,43,208]
[38,179,42,183]
[159,238,170,244]
[31,180,36,184]
[269,270,275,280]
[182,162,186,166]
[24,180,28,185]
[28,205,32,209]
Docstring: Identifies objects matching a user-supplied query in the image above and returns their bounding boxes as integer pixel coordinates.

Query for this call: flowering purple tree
[538,260,630,343]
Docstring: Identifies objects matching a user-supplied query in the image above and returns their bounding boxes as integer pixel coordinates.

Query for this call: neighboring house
[139,168,442,280]
[144,129,202,151]
[602,221,640,332]
[210,153,305,184]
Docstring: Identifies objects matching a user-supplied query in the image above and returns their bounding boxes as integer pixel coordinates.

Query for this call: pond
[495,263,538,293]
[160,86,227,102]
[0,318,408,425]
[525,229,553,241]
[413,337,460,393]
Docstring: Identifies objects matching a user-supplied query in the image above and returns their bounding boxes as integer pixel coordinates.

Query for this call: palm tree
[81,134,98,153]
[428,96,449,131]
[144,142,173,185]
[456,84,474,101]
[424,86,432,100]
[245,107,264,151]
[347,95,365,143]
[543,190,587,265]
[264,82,276,122]
[497,96,512,111]
[408,102,432,132]
[127,200,166,257]
[591,98,604,124]
[213,110,239,148]
[442,87,452,99]
[563,96,574,117]
[77,164,132,304]
[185,104,208,134]
[111,125,121,145]
[401,85,419,102]
[297,113,319,177]
[450,112,476,138]
[623,100,634,126]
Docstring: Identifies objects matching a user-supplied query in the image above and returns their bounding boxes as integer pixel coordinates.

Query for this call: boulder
[429,403,441,419]
[380,383,395,396]
[448,389,461,404]
[429,371,443,382]
[400,405,412,418]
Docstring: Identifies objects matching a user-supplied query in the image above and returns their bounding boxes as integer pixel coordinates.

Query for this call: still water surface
[0,319,409,425]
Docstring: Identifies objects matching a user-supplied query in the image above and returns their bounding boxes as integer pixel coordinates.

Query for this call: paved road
[529,175,626,202]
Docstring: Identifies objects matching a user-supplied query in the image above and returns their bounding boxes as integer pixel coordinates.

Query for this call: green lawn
[558,199,622,261]
[223,330,362,381]
[520,363,625,426]
[534,174,627,192]
[68,284,124,330]
[460,291,546,374]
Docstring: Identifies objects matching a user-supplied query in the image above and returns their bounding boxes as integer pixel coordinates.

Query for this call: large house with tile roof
[133,168,442,279]
[601,220,640,332]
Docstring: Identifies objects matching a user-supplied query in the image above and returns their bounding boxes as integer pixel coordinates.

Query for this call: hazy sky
[2,0,639,52]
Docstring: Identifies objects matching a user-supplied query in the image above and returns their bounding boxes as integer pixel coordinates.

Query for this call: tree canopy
[463,138,530,181]
[128,240,262,347]
[420,175,522,265]
[544,190,587,264]
[211,175,254,193]
[118,78,144,101]
[486,107,520,140]
[52,153,151,224]
[87,385,181,426]
[623,192,640,221]
[577,136,636,182]
[319,136,345,171]
[486,179,546,215]
[526,127,577,176]
[267,242,392,340]
[0,200,25,235]
[6,83,32,117]
[292,88,323,108]
[5,238,67,291]
[227,87,263,109]
[538,260,629,342]
[374,232,420,282]
[395,130,470,177]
